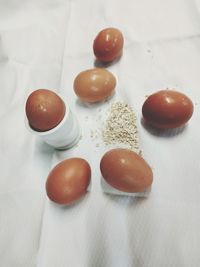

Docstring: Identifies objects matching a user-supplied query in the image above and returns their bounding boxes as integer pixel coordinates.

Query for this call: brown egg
[46,158,91,205]
[73,68,116,103]
[25,89,66,132]
[93,28,124,63]
[100,148,153,193]
[142,90,194,129]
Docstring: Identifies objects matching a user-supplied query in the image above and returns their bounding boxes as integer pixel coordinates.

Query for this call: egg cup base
[55,130,81,150]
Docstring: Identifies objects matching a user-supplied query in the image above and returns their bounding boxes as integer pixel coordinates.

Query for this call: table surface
[0,0,200,266]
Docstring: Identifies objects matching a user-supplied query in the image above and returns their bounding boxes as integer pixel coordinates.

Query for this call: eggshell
[46,158,91,205]
[100,148,153,193]
[73,68,116,103]
[93,28,124,63]
[142,90,194,129]
[25,89,66,132]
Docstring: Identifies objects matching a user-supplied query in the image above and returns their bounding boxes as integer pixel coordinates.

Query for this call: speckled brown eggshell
[25,89,66,132]
[46,158,91,205]
[100,148,153,193]
[73,68,116,103]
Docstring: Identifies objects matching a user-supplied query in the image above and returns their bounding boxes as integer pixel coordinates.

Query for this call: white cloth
[1,0,200,266]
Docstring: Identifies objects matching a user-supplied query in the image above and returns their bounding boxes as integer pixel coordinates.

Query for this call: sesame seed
[102,101,140,152]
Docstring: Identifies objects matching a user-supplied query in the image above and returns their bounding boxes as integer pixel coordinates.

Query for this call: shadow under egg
[75,98,105,109]
[102,190,148,208]
[94,53,123,68]
[49,191,90,211]
[101,175,151,199]
[75,90,116,110]
[140,117,188,138]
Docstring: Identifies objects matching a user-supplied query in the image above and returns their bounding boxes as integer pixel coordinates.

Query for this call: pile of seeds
[102,101,140,152]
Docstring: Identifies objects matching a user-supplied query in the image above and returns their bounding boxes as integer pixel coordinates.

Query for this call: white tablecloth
[1,0,200,266]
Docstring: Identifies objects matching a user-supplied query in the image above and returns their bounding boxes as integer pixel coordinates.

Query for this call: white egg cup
[25,98,81,150]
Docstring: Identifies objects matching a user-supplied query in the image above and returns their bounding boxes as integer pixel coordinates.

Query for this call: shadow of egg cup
[140,117,188,138]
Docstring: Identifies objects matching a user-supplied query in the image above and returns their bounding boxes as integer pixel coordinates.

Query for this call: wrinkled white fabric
[1,0,200,266]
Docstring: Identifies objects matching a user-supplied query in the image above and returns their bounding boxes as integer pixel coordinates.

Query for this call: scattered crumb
[90,130,94,138]
[90,129,99,140]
